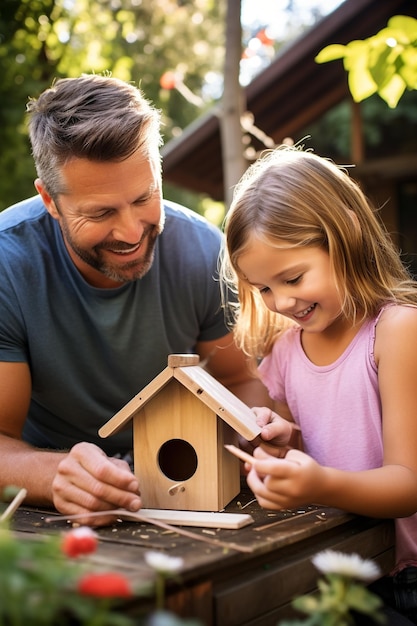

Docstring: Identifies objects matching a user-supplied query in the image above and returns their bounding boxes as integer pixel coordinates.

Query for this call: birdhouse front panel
[133,379,240,511]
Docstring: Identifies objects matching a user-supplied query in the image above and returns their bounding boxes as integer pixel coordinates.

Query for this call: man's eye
[133,190,156,205]
[89,210,113,220]
[133,198,149,206]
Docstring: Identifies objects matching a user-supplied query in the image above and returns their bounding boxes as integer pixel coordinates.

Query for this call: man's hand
[52,442,141,526]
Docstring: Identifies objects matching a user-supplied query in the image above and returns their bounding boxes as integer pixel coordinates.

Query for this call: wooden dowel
[0,488,27,521]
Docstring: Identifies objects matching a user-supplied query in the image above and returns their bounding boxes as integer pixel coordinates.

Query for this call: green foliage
[296,88,417,162]
[0,489,203,626]
[315,15,417,108]
[0,525,134,626]
[163,181,226,223]
[0,0,225,209]
[0,0,68,208]
[280,573,386,626]
[279,550,386,626]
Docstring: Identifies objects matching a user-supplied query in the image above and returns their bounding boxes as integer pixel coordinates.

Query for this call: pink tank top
[258,309,417,574]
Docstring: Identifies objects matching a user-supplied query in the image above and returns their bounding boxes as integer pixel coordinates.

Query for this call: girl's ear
[34,179,60,219]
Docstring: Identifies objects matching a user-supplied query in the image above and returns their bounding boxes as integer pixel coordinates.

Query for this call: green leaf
[315,44,348,63]
[315,15,417,107]
[1,485,22,502]
[387,15,417,42]
[341,40,370,71]
[369,49,396,88]
[378,73,406,107]
[344,583,386,624]
[293,593,320,614]
[399,48,417,88]
[348,65,377,102]
[372,26,409,48]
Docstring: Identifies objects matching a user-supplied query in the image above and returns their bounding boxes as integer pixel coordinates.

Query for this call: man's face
[38,150,164,288]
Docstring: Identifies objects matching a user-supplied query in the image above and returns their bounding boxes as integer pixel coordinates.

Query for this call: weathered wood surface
[11,487,395,625]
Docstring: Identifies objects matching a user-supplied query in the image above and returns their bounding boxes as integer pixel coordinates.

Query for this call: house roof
[99,354,261,442]
[161,0,417,200]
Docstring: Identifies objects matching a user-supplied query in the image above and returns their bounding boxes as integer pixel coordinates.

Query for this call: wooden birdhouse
[99,354,261,512]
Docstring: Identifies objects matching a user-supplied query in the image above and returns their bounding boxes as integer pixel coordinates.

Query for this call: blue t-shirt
[0,196,229,454]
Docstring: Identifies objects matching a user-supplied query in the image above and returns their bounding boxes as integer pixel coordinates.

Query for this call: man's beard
[62,223,161,284]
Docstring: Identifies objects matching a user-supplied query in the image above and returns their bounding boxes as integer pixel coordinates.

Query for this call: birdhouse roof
[99,354,261,442]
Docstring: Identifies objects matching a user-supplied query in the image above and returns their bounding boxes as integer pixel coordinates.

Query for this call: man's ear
[34,179,59,219]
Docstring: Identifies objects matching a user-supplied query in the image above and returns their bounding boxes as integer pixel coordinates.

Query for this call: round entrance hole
[157,439,198,482]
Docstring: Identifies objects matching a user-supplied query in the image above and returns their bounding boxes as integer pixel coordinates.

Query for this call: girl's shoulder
[375,304,417,361]
[378,303,417,326]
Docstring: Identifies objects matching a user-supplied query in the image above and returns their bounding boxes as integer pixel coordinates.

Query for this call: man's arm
[0,361,141,523]
[0,361,58,503]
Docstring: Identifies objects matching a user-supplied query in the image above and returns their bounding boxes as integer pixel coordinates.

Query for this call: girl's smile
[237,237,343,333]
[294,303,317,321]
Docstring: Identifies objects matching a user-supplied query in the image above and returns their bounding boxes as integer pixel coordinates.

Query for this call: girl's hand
[251,406,299,457]
[246,447,325,510]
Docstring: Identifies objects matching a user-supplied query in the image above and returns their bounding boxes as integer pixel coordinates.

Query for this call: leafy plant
[0,487,200,626]
[0,490,135,626]
[315,15,417,108]
[279,550,386,626]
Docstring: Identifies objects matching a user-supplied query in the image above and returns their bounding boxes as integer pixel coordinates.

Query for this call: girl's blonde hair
[221,146,417,359]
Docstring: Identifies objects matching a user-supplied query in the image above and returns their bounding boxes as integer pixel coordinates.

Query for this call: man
[0,74,268,525]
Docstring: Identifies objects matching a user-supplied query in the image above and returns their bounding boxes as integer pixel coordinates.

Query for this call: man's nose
[112,209,145,243]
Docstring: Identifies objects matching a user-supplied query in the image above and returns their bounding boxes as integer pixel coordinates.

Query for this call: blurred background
[1,0,416,268]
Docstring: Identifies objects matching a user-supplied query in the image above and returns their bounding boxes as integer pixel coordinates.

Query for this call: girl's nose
[273,293,297,314]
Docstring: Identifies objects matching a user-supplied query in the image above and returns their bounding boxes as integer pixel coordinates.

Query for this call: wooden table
[12,488,395,626]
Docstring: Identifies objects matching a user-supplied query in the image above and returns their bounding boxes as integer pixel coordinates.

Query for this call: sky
[241,0,345,38]
[237,0,345,85]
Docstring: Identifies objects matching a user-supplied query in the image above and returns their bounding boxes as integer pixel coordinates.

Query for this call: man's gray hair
[27,74,162,198]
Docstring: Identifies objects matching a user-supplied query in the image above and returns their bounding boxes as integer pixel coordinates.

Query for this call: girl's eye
[259,286,270,294]
[286,275,301,285]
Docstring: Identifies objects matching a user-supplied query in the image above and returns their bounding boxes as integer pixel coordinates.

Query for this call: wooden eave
[161,0,417,200]
[99,364,261,442]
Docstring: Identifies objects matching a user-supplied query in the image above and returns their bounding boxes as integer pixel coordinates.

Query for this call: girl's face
[237,236,344,333]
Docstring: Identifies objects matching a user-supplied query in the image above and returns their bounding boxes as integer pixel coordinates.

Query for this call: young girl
[222,147,417,623]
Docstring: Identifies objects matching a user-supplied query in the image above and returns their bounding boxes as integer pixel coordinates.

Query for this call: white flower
[68,526,97,539]
[312,550,381,582]
[144,551,184,574]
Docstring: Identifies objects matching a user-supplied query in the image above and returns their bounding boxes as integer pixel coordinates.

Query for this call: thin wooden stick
[224,444,254,465]
[0,488,27,522]
[46,509,254,554]
[257,508,324,531]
